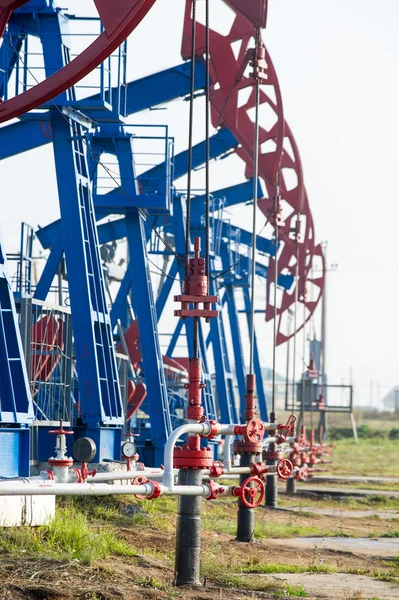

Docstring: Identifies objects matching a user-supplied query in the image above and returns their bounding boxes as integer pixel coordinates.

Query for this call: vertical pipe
[236,452,256,542]
[265,412,277,509]
[175,469,203,586]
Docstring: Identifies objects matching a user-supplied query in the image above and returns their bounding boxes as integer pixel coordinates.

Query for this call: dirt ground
[1,508,398,600]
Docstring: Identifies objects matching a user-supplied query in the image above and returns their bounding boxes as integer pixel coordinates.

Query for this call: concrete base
[0,495,55,527]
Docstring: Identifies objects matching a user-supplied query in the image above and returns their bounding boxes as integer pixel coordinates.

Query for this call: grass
[0,505,136,564]
[325,438,399,479]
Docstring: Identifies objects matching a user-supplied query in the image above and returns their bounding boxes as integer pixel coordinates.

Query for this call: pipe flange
[48,458,74,468]
[173,445,214,469]
[132,475,149,499]
[262,450,282,462]
[147,480,162,500]
[233,439,263,454]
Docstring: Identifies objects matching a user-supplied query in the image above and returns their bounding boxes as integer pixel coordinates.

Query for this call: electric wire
[271,169,281,416]
[184,0,197,272]
[205,0,210,279]
[248,28,261,377]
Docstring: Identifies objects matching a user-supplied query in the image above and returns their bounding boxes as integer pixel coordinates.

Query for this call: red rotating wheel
[276,458,294,480]
[239,476,265,509]
[0,0,157,123]
[132,475,149,500]
[245,418,265,443]
[296,465,309,482]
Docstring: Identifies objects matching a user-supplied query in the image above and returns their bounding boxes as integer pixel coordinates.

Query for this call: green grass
[328,438,399,478]
[283,582,309,597]
[0,506,136,564]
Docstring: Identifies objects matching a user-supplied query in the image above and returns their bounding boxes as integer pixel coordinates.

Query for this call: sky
[1,0,399,407]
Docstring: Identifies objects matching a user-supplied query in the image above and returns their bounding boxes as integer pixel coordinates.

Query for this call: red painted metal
[209,461,225,478]
[244,373,256,421]
[276,458,293,480]
[147,480,162,500]
[132,474,149,499]
[173,445,213,470]
[0,0,157,123]
[181,1,325,346]
[224,0,268,29]
[174,238,218,320]
[249,461,268,477]
[31,316,64,383]
[276,414,297,443]
[238,476,265,508]
[126,381,147,420]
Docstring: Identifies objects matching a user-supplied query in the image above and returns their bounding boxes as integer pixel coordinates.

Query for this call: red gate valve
[206,480,225,500]
[250,462,268,477]
[233,476,265,509]
[276,458,294,480]
[234,418,265,444]
[147,480,162,500]
[209,461,225,478]
[132,475,149,500]
[295,465,309,481]
[276,414,297,444]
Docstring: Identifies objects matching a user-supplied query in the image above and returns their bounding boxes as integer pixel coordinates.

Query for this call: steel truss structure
[0,0,326,472]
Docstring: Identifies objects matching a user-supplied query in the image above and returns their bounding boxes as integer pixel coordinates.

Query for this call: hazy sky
[2,0,399,407]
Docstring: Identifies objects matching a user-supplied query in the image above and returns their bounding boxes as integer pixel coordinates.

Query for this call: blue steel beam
[144,128,238,183]
[0,61,206,161]
[35,129,239,251]
[0,231,34,427]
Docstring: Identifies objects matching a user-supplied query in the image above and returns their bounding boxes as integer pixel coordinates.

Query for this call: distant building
[382,387,399,411]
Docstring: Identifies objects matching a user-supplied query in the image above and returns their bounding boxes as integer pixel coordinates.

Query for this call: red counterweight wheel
[276,458,294,480]
[132,475,149,500]
[240,476,265,509]
[0,0,158,123]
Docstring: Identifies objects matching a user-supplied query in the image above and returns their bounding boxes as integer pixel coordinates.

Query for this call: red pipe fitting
[132,475,149,499]
[80,462,97,481]
[185,358,205,421]
[200,419,219,439]
[206,480,224,500]
[249,462,268,477]
[244,373,256,421]
[147,480,162,500]
[209,461,225,478]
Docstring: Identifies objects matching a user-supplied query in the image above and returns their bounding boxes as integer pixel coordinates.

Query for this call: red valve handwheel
[277,414,297,443]
[245,418,265,443]
[240,476,265,509]
[0,0,157,123]
[132,475,149,500]
[276,458,293,480]
[296,465,309,482]
[48,428,74,435]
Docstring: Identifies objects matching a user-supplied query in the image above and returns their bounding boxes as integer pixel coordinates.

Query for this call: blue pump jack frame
[0,3,293,470]
[0,230,33,476]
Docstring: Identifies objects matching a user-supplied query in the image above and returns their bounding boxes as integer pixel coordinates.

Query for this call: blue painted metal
[0,60,206,161]
[125,209,173,463]
[0,230,33,476]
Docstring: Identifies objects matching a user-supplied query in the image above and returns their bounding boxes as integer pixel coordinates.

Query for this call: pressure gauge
[122,440,137,458]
